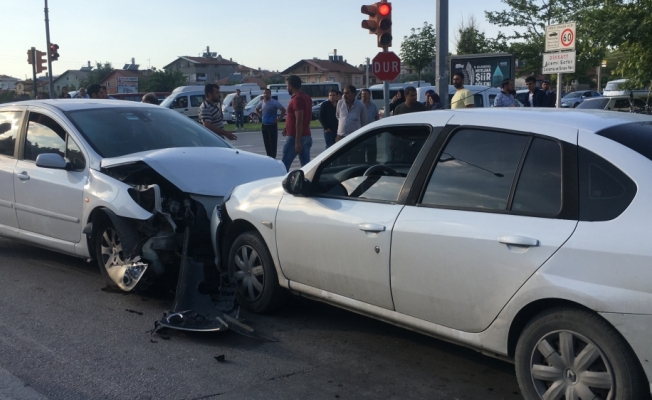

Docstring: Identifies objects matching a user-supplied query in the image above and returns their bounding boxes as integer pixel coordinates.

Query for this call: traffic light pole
[31,48,38,98]
[435,0,449,107]
[44,0,54,98]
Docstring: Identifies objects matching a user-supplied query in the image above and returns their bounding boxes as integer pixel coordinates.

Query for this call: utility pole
[435,0,449,107]
[31,48,38,98]
[366,57,370,88]
[44,0,54,98]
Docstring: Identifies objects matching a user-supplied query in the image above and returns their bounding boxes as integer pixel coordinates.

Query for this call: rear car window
[577,99,609,109]
[596,122,652,162]
[579,147,636,221]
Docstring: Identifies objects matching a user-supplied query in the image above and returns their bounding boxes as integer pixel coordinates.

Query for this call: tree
[399,22,436,85]
[80,62,114,88]
[584,1,652,91]
[140,69,187,92]
[485,0,605,80]
[456,16,492,55]
[0,90,16,104]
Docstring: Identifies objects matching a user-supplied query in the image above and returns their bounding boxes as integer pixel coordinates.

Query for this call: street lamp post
[435,0,449,107]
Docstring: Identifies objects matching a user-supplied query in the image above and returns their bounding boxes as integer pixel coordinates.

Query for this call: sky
[1,0,511,80]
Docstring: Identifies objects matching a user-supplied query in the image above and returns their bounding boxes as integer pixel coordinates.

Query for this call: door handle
[359,223,386,233]
[15,171,30,181]
[498,235,539,247]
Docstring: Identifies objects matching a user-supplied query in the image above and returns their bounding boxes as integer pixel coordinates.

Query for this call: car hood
[100,147,287,196]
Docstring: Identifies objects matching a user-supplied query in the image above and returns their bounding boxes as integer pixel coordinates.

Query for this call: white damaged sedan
[0,100,285,291]
[215,108,652,399]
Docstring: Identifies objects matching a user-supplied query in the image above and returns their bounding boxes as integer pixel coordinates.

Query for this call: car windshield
[246,95,262,108]
[159,94,176,108]
[577,99,610,109]
[605,82,624,91]
[66,107,231,158]
[564,92,583,98]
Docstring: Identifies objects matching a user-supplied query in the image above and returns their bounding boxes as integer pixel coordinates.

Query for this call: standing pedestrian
[425,92,444,110]
[281,75,313,171]
[394,86,426,114]
[255,88,286,158]
[232,89,246,130]
[318,89,339,148]
[198,84,237,141]
[360,88,379,125]
[336,85,367,142]
[87,84,108,99]
[541,79,556,107]
[59,87,71,98]
[451,72,475,109]
[524,76,549,107]
[494,79,516,107]
[74,87,88,98]
[141,93,159,105]
[389,89,405,115]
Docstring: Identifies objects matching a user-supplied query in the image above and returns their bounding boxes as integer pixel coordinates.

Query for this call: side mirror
[35,153,68,170]
[282,170,307,196]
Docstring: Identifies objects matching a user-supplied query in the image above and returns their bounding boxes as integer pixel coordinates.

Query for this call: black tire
[515,307,648,400]
[573,102,579,108]
[227,231,286,313]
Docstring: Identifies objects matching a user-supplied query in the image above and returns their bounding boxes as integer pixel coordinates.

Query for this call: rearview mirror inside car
[282,170,307,196]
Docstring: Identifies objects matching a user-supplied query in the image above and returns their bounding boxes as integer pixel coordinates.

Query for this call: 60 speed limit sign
[545,22,576,52]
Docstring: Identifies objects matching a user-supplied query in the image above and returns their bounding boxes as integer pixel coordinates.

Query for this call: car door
[391,122,578,333]
[275,125,434,310]
[0,109,23,230]
[13,109,87,243]
[170,94,190,117]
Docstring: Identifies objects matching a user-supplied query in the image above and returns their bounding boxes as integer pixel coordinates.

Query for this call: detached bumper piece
[158,228,275,341]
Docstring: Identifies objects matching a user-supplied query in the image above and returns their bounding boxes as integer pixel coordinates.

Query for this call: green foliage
[265,75,286,85]
[0,91,17,104]
[399,22,437,82]
[456,16,493,55]
[140,69,188,92]
[80,62,114,88]
[485,0,605,79]
[584,0,652,90]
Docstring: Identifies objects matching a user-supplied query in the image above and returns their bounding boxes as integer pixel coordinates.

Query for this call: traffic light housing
[361,4,379,34]
[36,50,47,74]
[49,43,59,61]
[361,2,392,48]
[27,49,34,65]
[376,2,392,48]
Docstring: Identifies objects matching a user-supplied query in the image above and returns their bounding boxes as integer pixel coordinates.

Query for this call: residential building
[102,69,153,94]
[281,50,364,87]
[163,47,238,85]
[0,75,19,90]
[53,70,89,97]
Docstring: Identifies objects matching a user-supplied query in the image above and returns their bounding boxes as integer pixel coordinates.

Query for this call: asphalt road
[0,130,523,400]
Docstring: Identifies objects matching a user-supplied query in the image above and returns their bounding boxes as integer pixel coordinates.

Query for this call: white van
[160,86,206,120]
[603,79,649,97]
[222,90,263,122]
[362,82,431,109]
[237,92,292,123]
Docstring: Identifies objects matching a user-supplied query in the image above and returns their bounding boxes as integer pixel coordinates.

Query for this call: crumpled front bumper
[600,312,652,394]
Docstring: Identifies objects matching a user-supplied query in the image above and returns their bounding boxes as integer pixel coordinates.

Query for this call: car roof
[0,99,160,112]
[374,108,652,133]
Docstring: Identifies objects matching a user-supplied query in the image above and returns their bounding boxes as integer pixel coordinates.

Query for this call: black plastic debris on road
[125,308,144,316]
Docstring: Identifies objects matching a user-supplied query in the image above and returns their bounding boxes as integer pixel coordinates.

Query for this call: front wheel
[227,231,286,313]
[515,307,648,400]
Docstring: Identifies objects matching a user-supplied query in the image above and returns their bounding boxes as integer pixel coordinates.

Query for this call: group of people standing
[494,75,557,108]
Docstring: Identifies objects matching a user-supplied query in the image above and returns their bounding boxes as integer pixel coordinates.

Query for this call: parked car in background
[577,95,648,112]
[160,87,205,120]
[239,93,291,123]
[214,108,652,400]
[561,90,602,108]
[603,79,650,97]
[222,90,262,123]
[0,99,286,294]
[311,99,326,121]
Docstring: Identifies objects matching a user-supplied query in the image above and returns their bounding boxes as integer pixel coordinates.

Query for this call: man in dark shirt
[394,86,426,115]
[318,89,338,149]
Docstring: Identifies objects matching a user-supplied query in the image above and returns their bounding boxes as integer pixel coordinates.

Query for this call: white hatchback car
[214,109,652,399]
[0,100,286,292]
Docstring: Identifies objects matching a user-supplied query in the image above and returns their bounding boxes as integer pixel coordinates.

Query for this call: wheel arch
[507,298,595,358]
[84,206,112,261]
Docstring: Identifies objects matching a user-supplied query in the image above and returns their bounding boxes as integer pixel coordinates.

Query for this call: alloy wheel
[232,244,265,302]
[100,227,124,271]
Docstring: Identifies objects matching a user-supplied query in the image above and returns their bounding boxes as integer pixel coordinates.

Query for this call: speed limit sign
[545,22,576,52]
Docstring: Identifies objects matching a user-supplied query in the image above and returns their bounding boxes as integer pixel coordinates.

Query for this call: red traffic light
[378,3,391,16]
[49,43,59,61]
